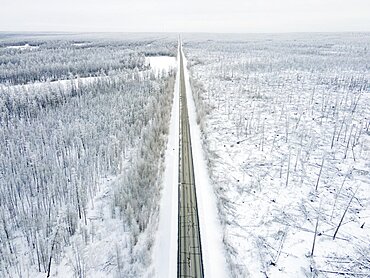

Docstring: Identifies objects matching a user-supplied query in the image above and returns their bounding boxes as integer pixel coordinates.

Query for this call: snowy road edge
[181,43,230,278]
[152,44,180,278]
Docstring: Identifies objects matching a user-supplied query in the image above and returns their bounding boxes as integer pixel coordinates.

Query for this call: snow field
[185,33,370,277]
[146,56,177,76]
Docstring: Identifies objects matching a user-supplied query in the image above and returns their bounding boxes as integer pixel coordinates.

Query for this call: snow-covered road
[153,40,228,278]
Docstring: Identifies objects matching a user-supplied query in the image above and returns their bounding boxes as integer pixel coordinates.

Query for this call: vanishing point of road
[177,42,204,278]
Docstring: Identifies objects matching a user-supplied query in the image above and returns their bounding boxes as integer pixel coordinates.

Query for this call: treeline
[0,38,177,85]
[0,45,146,85]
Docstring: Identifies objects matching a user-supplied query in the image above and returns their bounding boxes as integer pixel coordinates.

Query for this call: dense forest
[0,34,177,277]
[0,36,176,85]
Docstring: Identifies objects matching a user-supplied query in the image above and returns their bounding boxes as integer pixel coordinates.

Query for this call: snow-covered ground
[72,42,91,47]
[50,175,131,278]
[146,56,177,74]
[5,43,39,50]
[185,33,370,277]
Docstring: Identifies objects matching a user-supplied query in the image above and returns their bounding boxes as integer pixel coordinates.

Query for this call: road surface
[177,42,204,278]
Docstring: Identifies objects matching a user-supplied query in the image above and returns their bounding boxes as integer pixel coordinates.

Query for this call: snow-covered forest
[0,33,177,277]
[0,34,175,85]
[185,33,370,277]
[1,31,369,278]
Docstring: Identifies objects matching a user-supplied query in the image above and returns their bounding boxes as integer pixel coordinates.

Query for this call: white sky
[1,0,369,32]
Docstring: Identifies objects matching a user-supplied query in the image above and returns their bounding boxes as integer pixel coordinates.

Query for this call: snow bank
[152,48,179,277]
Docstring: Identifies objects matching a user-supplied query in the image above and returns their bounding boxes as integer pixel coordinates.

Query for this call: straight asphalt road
[177,42,204,278]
